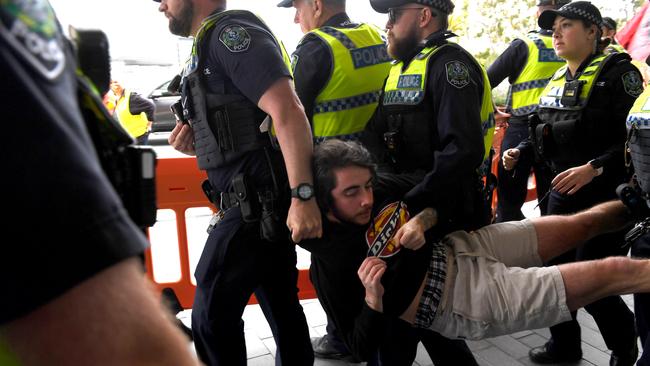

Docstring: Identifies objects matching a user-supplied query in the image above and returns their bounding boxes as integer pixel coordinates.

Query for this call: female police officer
[502,2,642,365]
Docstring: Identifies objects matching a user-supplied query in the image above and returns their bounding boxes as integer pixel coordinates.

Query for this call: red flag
[618,2,650,62]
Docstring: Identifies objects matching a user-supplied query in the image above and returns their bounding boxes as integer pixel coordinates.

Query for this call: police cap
[538,1,602,30]
[601,17,617,30]
[370,0,455,15]
[536,0,570,7]
[277,0,292,7]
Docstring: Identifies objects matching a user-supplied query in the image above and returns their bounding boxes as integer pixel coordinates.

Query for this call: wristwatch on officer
[291,183,315,201]
[588,158,604,176]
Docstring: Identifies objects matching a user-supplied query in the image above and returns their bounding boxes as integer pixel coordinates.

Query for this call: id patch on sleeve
[290,53,299,72]
[622,71,643,98]
[219,24,251,53]
[445,61,470,89]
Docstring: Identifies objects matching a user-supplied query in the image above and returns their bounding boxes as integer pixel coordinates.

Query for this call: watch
[291,183,315,201]
[588,159,604,176]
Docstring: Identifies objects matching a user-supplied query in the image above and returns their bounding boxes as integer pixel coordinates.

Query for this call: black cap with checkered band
[370,0,454,15]
[538,1,602,30]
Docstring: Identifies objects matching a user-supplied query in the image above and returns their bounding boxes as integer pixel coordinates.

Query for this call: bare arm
[1,258,198,366]
[258,77,322,242]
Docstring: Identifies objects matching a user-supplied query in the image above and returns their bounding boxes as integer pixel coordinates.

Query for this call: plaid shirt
[414,241,447,328]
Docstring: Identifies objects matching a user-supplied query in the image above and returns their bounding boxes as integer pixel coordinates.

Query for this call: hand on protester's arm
[552,163,599,195]
[502,148,520,171]
[394,208,437,250]
[168,121,196,156]
[358,257,386,312]
[258,78,322,243]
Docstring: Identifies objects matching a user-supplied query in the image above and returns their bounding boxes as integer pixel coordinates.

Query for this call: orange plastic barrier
[144,157,315,310]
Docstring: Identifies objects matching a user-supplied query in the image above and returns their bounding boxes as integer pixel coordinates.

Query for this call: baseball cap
[538,1,602,30]
[277,0,292,7]
[369,0,454,14]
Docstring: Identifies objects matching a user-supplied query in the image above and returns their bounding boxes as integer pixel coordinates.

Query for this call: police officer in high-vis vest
[488,0,569,222]
[276,0,389,361]
[503,3,642,365]
[601,16,627,55]
[364,0,495,236]
[154,0,323,365]
[623,68,650,366]
[278,0,391,144]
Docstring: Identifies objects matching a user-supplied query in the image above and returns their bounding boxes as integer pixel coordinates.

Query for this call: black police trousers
[191,208,313,366]
[544,181,636,356]
[632,232,650,366]
[496,119,552,222]
[372,318,478,366]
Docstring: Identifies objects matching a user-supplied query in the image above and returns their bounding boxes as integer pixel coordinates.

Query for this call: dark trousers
[633,232,650,365]
[496,120,552,222]
[191,210,313,366]
[372,318,478,366]
[545,185,636,355]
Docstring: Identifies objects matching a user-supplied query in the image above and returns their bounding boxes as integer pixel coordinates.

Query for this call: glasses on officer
[387,6,426,24]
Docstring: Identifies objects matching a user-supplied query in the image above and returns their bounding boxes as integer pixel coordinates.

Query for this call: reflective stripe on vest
[508,32,565,116]
[115,90,148,138]
[309,24,391,142]
[627,87,650,129]
[383,43,495,163]
[539,54,610,111]
[606,43,627,55]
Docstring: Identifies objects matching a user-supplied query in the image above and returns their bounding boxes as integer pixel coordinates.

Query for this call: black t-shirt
[298,174,430,361]
[0,2,148,324]
[292,12,357,123]
[198,10,292,191]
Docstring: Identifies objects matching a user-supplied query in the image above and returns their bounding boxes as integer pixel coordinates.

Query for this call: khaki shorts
[429,220,571,340]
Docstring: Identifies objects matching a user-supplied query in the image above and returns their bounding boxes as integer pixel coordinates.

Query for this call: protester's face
[552,16,596,60]
[328,166,374,226]
[158,0,194,37]
[293,0,318,34]
[385,6,424,61]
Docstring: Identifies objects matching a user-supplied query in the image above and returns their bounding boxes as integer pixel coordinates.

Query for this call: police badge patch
[445,61,470,89]
[290,53,299,72]
[622,71,643,98]
[0,0,65,80]
[219,24,251,53]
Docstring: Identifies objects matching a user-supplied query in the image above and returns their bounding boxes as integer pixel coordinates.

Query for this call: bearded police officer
[364,0,495,236]
[489,0,569,222]
[154,0,322,364]
[277,0,391,143]
[503,3,642,364]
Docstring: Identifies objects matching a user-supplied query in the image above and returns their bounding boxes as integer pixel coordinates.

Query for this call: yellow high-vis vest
[309,24,391,142]
[114,90,148,138]
[508,32,565,116]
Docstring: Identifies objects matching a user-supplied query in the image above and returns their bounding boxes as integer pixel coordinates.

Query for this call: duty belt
[219,191,241,211]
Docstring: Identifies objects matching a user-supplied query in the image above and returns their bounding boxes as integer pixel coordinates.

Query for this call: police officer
[1,0,197,364]
[602,17,627,54]
[503,2,642,365]
[624,70,650,366]
[278,0,392,144]
[276,0,391,361]
[489,0,569,222]
[154,0,322,365]
[364,0,495,235]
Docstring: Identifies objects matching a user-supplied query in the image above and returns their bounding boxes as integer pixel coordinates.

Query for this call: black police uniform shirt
[198,10,292,193]
[298,174,432,361]
[487,30,552,120]
[292,12,357,122]
[124,91,156,121]
[0,3,148,324]
[516,53,643,178]
[365,31,486,215]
